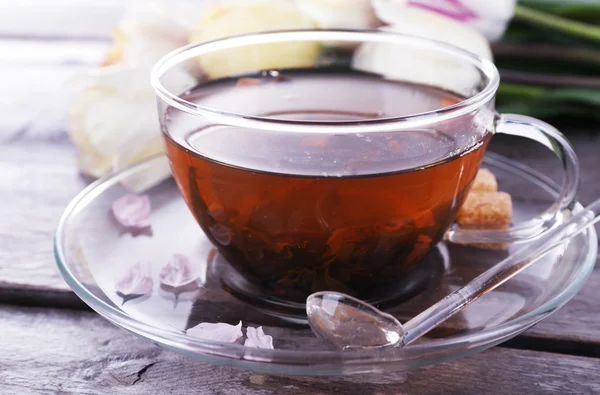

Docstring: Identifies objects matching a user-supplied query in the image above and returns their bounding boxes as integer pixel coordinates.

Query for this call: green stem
[500,70,600,88]
[492,43,600,65]
[514,5,600,42]
[497,83,545,98]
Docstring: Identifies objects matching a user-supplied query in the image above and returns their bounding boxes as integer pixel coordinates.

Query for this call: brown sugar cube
[456,191,512,250]
[470,168,498,192]
[457,191,512,226]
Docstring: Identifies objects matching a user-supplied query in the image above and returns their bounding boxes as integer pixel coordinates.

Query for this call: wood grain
[0,0,123,40]
[0,143,86,293]
[489,130,600,206]
[504,267,600,358]
[0,39,109,141]
[1,305,599,395]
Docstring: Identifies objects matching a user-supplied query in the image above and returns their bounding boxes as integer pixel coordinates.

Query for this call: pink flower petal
[115,261,154,296]
[186,321,243,343]
[112,194,151,229]
[159,254,199,288]
[244,326,274,349]
[409,0,478,22]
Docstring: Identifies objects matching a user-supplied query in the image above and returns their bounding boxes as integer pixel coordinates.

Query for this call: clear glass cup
[151,30,579,307]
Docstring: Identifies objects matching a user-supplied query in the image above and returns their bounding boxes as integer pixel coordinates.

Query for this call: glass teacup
[152,30,579,305]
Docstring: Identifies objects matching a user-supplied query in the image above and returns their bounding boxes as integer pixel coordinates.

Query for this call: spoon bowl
[307,292,404,350]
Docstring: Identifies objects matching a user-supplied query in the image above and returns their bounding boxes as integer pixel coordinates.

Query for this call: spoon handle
[401,197,600,346]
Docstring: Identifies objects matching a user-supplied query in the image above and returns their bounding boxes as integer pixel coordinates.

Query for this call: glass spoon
[306,197,600,350]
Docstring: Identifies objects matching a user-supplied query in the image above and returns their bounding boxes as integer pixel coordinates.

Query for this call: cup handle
[445,113,580,244]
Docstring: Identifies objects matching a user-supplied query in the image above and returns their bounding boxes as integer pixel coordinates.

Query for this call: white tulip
[69,67,163,177]
[371,0,411,25]
[116,0,208,67]
[371,2,491,59]
[353,5,492,95]
[189,1,320,79]
[69,0,203,189]
[406,0,517,41]
[295,0,380,30]
[69,65,195,191]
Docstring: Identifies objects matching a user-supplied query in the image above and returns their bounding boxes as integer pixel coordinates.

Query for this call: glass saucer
[55,153,596,376]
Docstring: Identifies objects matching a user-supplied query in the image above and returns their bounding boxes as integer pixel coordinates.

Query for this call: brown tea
[163,70,490,302]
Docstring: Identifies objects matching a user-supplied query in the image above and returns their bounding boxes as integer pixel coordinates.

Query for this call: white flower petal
[353,8,491,96]
[296,0,379,30]
[68,1,200,180]
[188,2,319,79]
[117,0,207,67]
[69,77,160,176]
[159,254,199,288]
[69,64,195,179]
[408,0,516,41]
[115,261,154,296]
[187,321,243,343]
[371,2,492,59]
[119,22,187,68]
[123,0,208,37]
[112,193,151,229]
[244,326,274,349]
[371,0,410,25]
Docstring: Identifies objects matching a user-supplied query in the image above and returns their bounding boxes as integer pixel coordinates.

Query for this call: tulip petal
[407,0,517,41]
[115,261,154,296]
[244,326,274,349]
[188,2,319,79]
[159,254,199,288]
[112,193,151,229]
[68,0,199,180]
[354,7,491,95]
[296,0,379,30]
[187,321,244,343]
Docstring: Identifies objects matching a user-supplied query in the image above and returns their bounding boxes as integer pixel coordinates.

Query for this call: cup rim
[151,29,500,134]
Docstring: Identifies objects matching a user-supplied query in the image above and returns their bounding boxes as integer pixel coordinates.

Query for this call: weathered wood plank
[513,263,600,353]
[0,39,109,141]
[0,143,87,292]
[1,305,599,395]
[489,128,600,206]
[0,0,123,40]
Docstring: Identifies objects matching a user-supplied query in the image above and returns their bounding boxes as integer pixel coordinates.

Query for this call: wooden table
[2,6,600,394]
